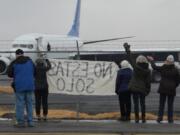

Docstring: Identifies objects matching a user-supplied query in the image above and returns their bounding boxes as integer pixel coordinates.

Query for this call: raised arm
[147,56,162,71]
[123,43,136,68]
[45,59,51,71]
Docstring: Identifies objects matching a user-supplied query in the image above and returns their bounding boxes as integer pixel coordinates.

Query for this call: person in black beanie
[7,49,35,127]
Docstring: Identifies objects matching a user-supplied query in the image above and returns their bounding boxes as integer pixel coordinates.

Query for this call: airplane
[0,0,180,83]
[0,0,134,75]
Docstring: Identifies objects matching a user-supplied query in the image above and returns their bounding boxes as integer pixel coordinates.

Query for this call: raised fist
[123,42,130,52]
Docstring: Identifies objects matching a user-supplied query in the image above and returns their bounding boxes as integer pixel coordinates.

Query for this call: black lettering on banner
[86,78,95,94]
[75,78,85,93]
[57,62,64,76]
[66,78,74,92]
[49,60,114,94]
[64,61,72,77]
[79,62,89,78]
[72,62,80,77]
[48,61,58,76]
[102,62,113,78]
[94,63,102,78]
[56,77,65,91]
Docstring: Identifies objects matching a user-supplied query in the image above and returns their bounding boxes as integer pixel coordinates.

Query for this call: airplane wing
[0,36,135,54]
[82,36,135,45]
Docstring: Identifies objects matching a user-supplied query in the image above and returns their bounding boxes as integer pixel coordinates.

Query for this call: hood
[15,56,31,64]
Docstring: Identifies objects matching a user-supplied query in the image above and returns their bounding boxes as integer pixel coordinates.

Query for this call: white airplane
[0,0,133,74]
[1,0,179,83]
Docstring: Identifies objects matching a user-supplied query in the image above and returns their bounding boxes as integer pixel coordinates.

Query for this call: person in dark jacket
[35,58,51,121]
[147,55,180,123]
[115,60,133,121]
[7,49,35,127]
[124,43,151,123]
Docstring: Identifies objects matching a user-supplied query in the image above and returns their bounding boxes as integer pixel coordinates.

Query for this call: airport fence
[1,76,180,120]
[1,40,180,120]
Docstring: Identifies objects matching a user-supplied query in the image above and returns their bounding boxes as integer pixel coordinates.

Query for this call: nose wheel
[0,60,7,74]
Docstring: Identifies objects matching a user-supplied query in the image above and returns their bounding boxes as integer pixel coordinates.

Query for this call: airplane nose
[9,52,16,60]
[9,49,17,60]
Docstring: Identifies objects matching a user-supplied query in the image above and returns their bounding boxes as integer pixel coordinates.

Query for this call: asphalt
[1,119,180,134]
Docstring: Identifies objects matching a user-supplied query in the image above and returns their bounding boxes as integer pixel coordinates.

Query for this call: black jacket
[35,59,51,92]
[126,51,151,96]
[150,61,180,95]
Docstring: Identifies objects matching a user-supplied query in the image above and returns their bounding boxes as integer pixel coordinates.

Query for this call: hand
[147,56,154,61]
[46,59,50,62]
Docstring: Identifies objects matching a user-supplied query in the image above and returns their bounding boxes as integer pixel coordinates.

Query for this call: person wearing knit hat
[116,60,133,121]
[15,49,24,55]
[121,60,133,69]
[124,43,151,123]
[147,55,180,123]
[7,49,35,127]
[136,55,148,64]
[166,55,174,64]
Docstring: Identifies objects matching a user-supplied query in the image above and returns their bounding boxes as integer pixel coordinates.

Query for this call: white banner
[47,59,119,95]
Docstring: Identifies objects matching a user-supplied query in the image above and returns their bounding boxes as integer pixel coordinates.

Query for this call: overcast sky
[0,0,180,41]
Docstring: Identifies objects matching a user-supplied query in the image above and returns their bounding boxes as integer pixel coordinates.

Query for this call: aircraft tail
[68,0,81,37]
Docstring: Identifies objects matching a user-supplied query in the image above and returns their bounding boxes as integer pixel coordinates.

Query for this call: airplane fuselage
[10,33,82,61]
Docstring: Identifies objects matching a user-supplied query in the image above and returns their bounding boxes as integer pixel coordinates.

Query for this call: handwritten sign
[47,59,119,95]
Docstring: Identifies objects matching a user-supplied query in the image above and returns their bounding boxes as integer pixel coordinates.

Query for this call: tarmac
[1,119,180,134]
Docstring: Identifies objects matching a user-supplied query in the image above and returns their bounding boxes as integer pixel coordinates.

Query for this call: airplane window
[27,44,33,49]
[20,44,27,48]
[13,44,33,49]
[12,44,19,48]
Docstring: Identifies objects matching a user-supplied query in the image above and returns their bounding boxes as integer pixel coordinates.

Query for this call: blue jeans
[15,91,33,125]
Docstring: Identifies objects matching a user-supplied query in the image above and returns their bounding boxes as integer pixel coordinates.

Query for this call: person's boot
[135,114,139,123]
[43,115,47,121]
[37,115,41,121]
[126,116,131,121]
[156,117,162,123]
[168,117,174,124]
[142,115,146,123]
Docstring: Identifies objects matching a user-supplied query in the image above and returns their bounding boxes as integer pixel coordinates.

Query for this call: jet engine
[0,56,11,74]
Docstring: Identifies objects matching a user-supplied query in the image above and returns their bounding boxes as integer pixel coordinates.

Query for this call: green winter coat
[126,52,151,96]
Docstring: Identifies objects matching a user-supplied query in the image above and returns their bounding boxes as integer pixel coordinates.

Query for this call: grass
[0,86,13,94]
[0,106,169,120]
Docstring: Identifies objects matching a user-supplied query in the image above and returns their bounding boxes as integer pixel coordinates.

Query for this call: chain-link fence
[1,77,180,120]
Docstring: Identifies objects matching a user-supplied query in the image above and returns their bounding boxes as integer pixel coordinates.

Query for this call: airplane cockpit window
[20,44,26,48]
[13,44,19,48]
[12,44,33,49]
[27,44,33,49]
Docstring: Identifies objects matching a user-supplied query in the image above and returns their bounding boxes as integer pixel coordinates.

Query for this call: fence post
[76,96,80,122]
